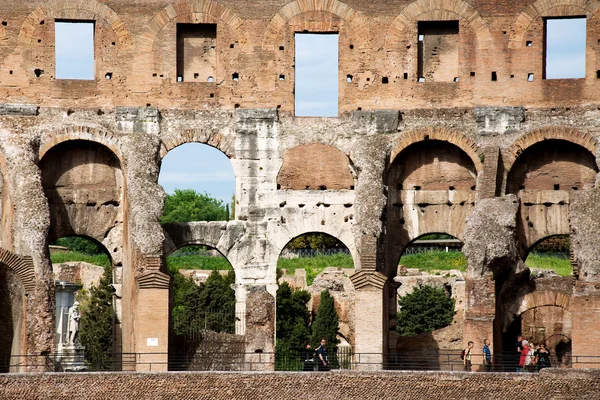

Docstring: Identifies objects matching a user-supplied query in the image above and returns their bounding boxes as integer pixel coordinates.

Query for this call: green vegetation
[171,269,236,336]
[51,251,111,268]
[56,236,103,254]
[276,282,311,349]
[167,254,233,271]
[311,290,340,351]
[79,264,114,370]
[525,253,572,277]
[162,189,230,223]
[286,233,345,250]
[277,253,354,285]
[399,251,467,272]
[397,285,456,337]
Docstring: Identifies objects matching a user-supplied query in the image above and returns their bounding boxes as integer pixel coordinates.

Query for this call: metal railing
[2,351,599,373]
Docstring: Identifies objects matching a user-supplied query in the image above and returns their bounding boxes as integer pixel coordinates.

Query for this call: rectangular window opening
[55,20,95,80]
[177,23,217,83]
[544,17,586,79]
[294,33,339,117]
[417,20,459,83]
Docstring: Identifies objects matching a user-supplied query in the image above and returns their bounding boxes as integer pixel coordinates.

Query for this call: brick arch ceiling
[385,0,493,50]
[0,248,36,294]
[504,127,598,174]
[509,0,600,48]
[160,129,235,159]
[261,0,369,51]
[139,0,244,55]
[517,290,571,316]
[390,127,484,173]
[17,0,132,48]
[38,126,124,168]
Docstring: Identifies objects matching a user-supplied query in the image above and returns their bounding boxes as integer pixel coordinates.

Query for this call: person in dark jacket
[302,343,315,371]
[315,338,329,371]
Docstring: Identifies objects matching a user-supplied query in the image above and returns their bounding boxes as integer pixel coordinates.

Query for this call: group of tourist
[302,338,330,371]
[515,335,552,372]
[462,335,551,372]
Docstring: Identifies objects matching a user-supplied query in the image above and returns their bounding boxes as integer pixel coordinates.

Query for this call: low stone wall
[1,369,599,400]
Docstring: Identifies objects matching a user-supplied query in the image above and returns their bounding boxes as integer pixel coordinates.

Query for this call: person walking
[482,339,492,372]
[464,341,474,372]
[315,338,329,371]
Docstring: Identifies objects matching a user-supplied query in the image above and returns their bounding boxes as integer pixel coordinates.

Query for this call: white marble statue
[67,301,81,346]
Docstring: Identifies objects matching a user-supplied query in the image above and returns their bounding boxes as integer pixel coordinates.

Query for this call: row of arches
[11,0,599,53]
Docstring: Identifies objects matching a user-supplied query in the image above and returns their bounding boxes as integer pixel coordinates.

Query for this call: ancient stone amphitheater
[1,2,600,393]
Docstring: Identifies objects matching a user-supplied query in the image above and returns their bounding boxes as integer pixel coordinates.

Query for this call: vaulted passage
[386,140,477,273]
[507,140,597,193]
[40,140,123,242]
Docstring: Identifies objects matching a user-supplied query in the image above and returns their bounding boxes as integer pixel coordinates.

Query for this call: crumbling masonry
[1,0,600,372]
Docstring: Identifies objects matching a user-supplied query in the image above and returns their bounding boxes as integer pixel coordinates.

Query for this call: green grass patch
[399,251,467,272]
[525,253,572,277]
[277,253,354,285]
[51,251,111,268]
[167,255,233,272]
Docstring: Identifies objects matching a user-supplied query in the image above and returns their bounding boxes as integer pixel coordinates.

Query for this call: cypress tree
[311,290,340,351]
[79,264,114,370]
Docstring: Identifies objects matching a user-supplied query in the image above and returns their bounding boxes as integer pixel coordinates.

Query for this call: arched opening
[507,139,596,258]
[507,139,597,194]
[386,140,477,277]
[0,265,25,373]
[159,143,235,223]
[497,235,574,371]
[389,233,465,370]
[166,244,240,371]
[524,235,572,277]
[39,140,123,242]
[50,235,115,371]
[275,232,354,371]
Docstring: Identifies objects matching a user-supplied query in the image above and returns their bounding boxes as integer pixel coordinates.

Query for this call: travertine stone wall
[0,0,600,371]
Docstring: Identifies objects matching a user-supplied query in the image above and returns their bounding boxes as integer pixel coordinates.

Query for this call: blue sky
[56,20,585,203]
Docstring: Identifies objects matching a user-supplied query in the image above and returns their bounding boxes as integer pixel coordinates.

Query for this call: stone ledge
[0,103,38,116]
[351,110,400,133]
[236,108,279,123]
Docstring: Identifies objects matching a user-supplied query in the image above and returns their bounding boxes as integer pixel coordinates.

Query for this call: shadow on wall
[390,334,441,371]
[0,266,24,373]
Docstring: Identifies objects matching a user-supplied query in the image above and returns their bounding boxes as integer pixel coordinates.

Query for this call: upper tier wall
[0,0,599,111]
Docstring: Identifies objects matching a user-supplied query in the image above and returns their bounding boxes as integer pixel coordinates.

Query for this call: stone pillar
[462,196,520,366]
[570,189,600,367]
[244,285,275,371]
[116,107,167,371]
[0,133,55,370]
[134,256,170,372]
[350,236,387,371]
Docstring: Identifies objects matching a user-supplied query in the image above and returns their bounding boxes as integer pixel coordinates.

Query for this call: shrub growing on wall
[396,285,456,337]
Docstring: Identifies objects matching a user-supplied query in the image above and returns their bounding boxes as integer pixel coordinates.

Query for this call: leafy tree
[286,233,345,251]
[161,189,228,223]
[55,236,103,255]
[79,264,114,370]
[396,285,456,337]
[172,269,236,335]
[311,290,340,350]
[276,282,311,349]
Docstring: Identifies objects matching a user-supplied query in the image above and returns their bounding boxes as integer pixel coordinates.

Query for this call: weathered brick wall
[1,370,600,400]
